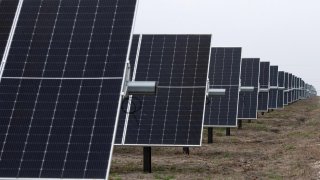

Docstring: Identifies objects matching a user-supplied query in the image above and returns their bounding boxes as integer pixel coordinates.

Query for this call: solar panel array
[122,34,212,146]
[238,58,260,119]
[204,47,242,127]
[257,62,270,112]
[0,1,317,178]
[0,0,138,179]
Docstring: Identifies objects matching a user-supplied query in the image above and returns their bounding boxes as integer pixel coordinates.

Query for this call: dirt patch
[110,97,320,179]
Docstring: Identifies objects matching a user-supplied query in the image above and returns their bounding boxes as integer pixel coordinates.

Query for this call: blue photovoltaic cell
[123,34,212,146]
[0,0,138,179]
[238,58,260,119]
[205,47,242,127]
[0,0,19,60]
[268,66,278,109]
[257,61,270,112]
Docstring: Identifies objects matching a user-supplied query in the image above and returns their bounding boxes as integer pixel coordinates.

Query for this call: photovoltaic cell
[259,62,270,88]
[238,58,260,119]
[123,34,212,146]
[277,71,285,108]
[204,47,242,127]
[293,76,298,101]
[0,0,19,61]
[288,73,293,103]
[268,66,278,109]
[0,0,138,179]
[2,0,136,78]
[257,62,270,112]
[284,72,289,105]
[258,92,269,112]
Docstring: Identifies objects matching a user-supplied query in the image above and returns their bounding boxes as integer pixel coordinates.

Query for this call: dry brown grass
[110,97,320,180]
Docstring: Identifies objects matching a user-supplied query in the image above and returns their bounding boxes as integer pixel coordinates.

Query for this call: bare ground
[110,97,320,180]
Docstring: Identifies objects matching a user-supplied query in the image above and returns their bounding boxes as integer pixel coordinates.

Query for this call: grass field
[110,97,320,179]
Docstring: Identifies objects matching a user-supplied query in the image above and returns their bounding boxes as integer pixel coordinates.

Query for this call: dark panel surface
[3,0,137,78]
[0,0,138,179]
[0,78,122,178]
[204,47,242,127]
[257,62,270,112]
[205,86,240,127]
[284,92,288,105]
[277,71,285,108]
[0,0,19,60]
[277,90,284,108]
[268,66,278,109]
[258,92,269,112]
[259,62,270,88]
[288,73,293,103]
[208,48,242,86]
[284,72,289,105]
[238,58,260,119]
[124,35,212,146]
[269,89,278,109]
[269,66,278,87]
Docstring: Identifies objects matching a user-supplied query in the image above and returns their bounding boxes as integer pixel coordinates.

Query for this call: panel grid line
[16,0,63,177]
[0,0,43,162]
[39,0,82,176]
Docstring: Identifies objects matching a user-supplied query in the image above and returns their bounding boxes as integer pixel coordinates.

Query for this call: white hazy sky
[134,0,320,93]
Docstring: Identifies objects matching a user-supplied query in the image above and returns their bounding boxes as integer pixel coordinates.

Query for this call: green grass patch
[247,122,268,131]
[267,172,283,180]
[287,131,312,138]
[282,144,296,151]
[154,173,175,180]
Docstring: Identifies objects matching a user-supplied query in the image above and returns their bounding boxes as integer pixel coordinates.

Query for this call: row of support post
[144,121,254,173]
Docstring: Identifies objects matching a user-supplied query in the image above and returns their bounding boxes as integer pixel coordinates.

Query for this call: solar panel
[121,34,212,146]
[300,79,305,99]
[277,71,285,109]
[257,62,270,112]
[294,76,298,101]
[0,0,138,179]
[115,34,141,145]
[292,75,297,102]
[0,0,19,62]
[288,73,293,103]
[238,58,260,119]
[268,66,278,109]
[283,72,289,105]
[204,47,242,127]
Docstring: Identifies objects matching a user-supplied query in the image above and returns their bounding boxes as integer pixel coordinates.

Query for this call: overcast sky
[134,0,320,93]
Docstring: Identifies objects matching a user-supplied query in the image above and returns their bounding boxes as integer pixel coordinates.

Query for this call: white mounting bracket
[240,86,255,92]
[207,88,226,96]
